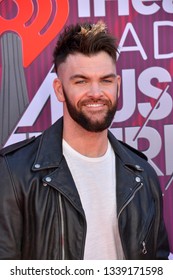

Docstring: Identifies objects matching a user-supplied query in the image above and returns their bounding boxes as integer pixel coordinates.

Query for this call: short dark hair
[53,21,119,73]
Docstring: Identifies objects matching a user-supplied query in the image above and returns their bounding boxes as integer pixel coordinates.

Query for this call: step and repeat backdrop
[0,0,173,256]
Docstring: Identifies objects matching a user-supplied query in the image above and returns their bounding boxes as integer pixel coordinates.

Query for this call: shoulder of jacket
[0,137,36,156]
[118,140,148,161]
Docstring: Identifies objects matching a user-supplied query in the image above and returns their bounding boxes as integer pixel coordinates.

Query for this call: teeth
[86,104,103,107]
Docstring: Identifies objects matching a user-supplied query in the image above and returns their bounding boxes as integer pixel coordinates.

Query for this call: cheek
[106,89,118,102]
[68,88,85,104]
[65,91,79,108]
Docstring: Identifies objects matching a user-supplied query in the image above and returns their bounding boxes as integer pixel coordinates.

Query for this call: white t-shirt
[63,139,124,260]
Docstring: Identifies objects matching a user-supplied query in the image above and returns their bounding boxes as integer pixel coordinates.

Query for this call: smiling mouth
[86,103,105,108]
[79,99,110,111]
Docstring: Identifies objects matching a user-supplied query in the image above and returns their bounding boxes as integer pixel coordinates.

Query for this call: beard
[62,86,118,132]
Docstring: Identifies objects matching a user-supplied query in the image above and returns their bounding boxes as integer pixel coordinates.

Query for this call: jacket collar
[108,130,146,172]
[32,117,64,170]
[32,116,145,172]
[32,117,145,217]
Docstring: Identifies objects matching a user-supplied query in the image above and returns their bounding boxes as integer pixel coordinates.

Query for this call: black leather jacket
[0,118,169,259]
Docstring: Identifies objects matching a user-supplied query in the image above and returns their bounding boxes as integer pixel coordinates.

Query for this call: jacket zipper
[141,241,147,254]
[141,203,155,255]
[117,182,143,220]
[58,193,65,260]
[117,182,143,259]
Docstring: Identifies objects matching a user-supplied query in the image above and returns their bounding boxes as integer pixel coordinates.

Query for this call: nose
[87,82,103,98]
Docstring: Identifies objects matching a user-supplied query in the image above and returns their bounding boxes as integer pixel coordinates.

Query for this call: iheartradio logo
[0,0,69,147]
[0,0,69,67]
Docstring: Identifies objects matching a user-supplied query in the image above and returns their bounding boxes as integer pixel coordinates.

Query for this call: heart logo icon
[0,0,69,67]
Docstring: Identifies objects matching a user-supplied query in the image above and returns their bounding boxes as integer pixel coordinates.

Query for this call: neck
[63,120,109,158]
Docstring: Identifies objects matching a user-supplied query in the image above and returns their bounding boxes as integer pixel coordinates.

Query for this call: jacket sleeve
[156,217,170,259]
[0,155,22,259]
[156,189,170,259]
[150,172,170,259]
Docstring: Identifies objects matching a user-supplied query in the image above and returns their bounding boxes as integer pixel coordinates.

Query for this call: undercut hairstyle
[53,21,119,73]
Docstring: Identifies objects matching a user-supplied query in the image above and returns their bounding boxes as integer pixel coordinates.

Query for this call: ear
[116,75,121,98]
[53,78,65,102]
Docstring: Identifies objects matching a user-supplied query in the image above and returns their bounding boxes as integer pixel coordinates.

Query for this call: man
[0,21,169,259]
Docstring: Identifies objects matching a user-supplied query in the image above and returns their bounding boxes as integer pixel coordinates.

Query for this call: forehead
[58,51,116,77]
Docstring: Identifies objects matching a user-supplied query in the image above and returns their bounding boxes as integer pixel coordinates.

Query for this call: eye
[102,79,113,84]
[75,80,87,84]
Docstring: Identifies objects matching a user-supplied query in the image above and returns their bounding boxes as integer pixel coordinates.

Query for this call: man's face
[54,51,121,132]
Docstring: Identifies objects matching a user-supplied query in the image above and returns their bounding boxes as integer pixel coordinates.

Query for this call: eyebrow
[69,73,117,80]
[70,74,87,81]
[100,74,117,79]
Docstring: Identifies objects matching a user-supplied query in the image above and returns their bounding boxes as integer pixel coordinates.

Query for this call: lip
[85,103,105,107]
[84,103,106,112]
[79,99,109,111]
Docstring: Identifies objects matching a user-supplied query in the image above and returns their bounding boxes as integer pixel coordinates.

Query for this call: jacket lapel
[31,117,85,215]
[108,131,144,217]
